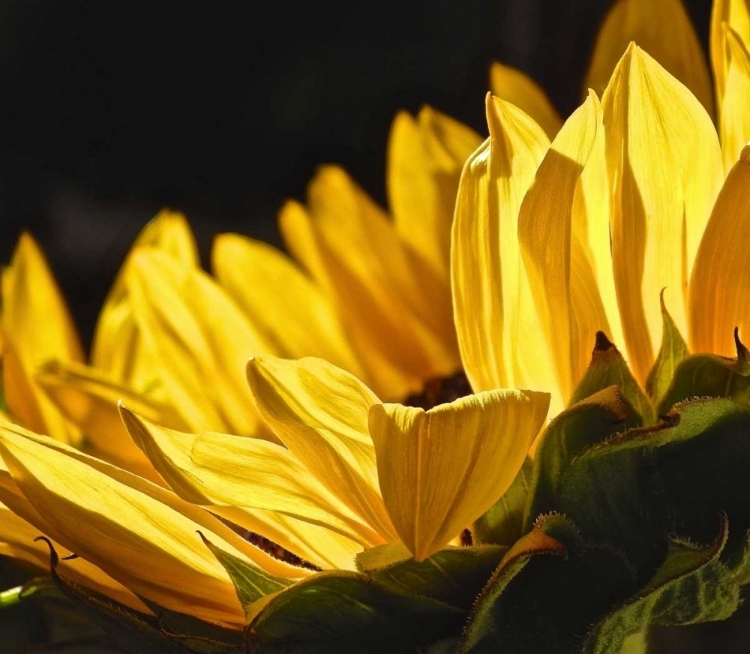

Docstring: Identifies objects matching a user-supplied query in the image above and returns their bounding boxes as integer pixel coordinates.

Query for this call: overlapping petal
[489,62,563,138]
[586,0,713,117]
[369,389,549,561]
[710,0,750,102]
[717,25,750,170]
[0,419,305,626]
[601,44,724,384]
[1,233,83,445]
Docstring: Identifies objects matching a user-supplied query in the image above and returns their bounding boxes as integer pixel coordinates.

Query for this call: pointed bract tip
[33,536,59,568]
[734,327,750,362]
[594,331,616,352]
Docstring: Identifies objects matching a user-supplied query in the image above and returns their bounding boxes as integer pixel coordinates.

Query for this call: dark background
[0,0,712,346]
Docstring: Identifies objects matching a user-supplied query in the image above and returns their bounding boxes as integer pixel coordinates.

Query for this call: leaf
[657,328,750,414]
[569,332,655,424]
[199,533,293,616]
[473,458,533,547]
[247,570,465,653]
[525,386,641,531]
[645,292,690,406]
[35,537,191,654]
[369,545,507,609]
[582,514,740,654]
[460,515,636,654]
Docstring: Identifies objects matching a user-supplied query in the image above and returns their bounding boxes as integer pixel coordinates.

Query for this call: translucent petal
[451,94,560,408]
[369,389,549,561]
[711,0,750,101]
[518,92,611,399]
[120,406,379,548]
[212,233,365,378]
[1,233,83,445]
[92,209,198,391]
[247,356,398,542]
[601,45,723,384]
[489,62,563,139]
[718,26,750,171]
[125,249,274,436]
[387,107,482,281]
[689,145,750,355]
[586,0,713,117]
[0,419,305,626]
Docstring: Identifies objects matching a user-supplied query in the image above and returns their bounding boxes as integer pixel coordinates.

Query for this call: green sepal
[581,514,739,654]
[558,398,750,579]
[645,292,689,407]
[460,515,636,654]
[34,537,191,654]
[473,458,533,546]
[525,386,641,532]
[367,545,507,609]
[199,532,292,616]
[568,332,655,424]
[246,570,465,653]
[657,328,750,414]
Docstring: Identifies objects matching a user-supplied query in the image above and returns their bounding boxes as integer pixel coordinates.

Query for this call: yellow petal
[689,145,750,355]
[710,0,750,102]
[585,0,713,117]
[489,62,563,139]
[387,107,482,281]
[718,26,750,171]
[369,389,549,561]
[120,406,379,549]
[0,419,305,626]
[35,359,176,472]
[92,209,198,390]
[212,233,365,378]
[247,356,398,542]
[0,502,149,614]
[451,94,561,408]
[602,44,724,384]
[518,92,611,399]
[1,233,83,445]
[126,249,273,436]
[279,167,458,399]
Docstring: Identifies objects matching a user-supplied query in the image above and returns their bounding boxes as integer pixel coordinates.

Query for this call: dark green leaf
[657,328,750,414]
[568,332,655,424]
[460,515,636,654]
[370,545,507,609]
[645,292,689,406]
[525,386,640,531]
[473,458,533,546]
[199,532,292,614]
[247,570,465,654]
[582,515,740,654]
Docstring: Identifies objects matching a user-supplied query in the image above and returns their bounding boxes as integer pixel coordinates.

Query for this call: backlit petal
[518,92,610,399]
[247,356,398,542]
[1,233,83,445]
[586,0,713,117]
[387,107,482,281]
[0,419,305,626]
[369,389,549,561]
[602,45,723,384]
[718,26,750,171]
[710,0,750,101]
[126,249,274,436]
[489,62,563,139]
[0,502,148,613]
[452,94,560,407]
[212,233,365,378]
[689,145,750,355]
[120,406,378,548]
[92,209,198,391]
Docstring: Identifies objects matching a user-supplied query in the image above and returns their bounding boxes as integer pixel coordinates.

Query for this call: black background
[0,0,711,345]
